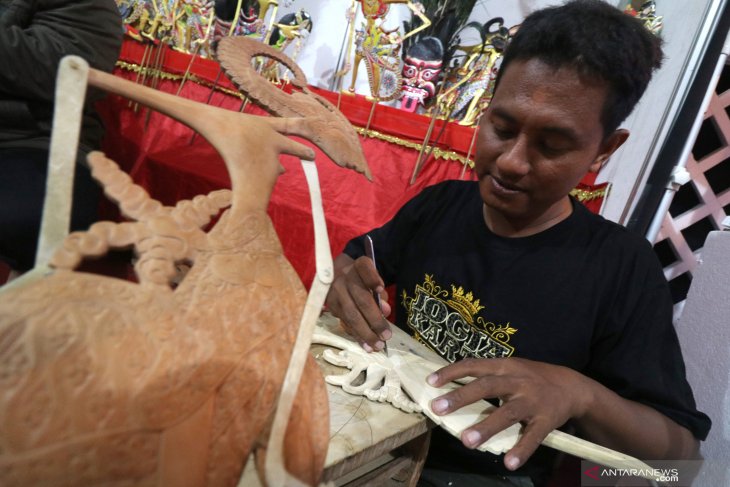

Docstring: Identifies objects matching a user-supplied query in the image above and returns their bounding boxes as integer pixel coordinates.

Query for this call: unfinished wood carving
[312,313,521,455]
[312,319,421,414]
[0,50,369,487]
[314,314,665,481]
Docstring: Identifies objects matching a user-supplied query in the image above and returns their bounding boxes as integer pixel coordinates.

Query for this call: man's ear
[589,129,629,173]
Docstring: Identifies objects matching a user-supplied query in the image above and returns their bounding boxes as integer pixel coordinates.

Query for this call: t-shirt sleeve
[585,237,711,440]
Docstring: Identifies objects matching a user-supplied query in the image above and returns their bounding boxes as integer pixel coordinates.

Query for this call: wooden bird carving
[216,36,370,179]
[0,47,370,486]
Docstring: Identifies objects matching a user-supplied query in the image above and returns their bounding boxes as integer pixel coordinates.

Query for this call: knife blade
[364,235,388,356]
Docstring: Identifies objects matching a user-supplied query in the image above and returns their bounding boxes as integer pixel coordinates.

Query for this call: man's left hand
[427,357,592,471]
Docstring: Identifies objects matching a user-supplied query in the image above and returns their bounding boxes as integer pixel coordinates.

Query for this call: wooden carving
[0,47,369,486]
[216,36,370,181]
[314,315,666,482]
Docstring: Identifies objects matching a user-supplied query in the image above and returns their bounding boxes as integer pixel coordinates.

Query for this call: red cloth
[97,70,472,286]
[97,38,606,286]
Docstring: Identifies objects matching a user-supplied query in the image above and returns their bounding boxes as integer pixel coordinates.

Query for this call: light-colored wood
[312,334,432,484]
[398,428,431,487]
[236,341,433,487]
[342,454,413,486]
[216,36,370,180]
[36,56,88,268]
[322,413,430,485]
[314,322,421,413]
[264,159,333,487]
[317,315,664,482]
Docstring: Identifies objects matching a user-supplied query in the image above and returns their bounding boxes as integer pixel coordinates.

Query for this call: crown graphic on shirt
[446,285,484,323]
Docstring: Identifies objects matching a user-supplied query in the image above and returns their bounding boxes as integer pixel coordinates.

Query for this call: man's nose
[496,135,530,177]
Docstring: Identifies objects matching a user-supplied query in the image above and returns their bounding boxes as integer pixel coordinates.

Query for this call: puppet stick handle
[36,56,89,268]
[264,159,333,486]
[542,430,662,482]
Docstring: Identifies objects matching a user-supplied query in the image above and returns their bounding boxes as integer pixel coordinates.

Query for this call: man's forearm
[576,377,700,460]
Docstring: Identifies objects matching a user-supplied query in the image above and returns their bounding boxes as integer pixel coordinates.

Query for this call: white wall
[675,230,730,486]
[598,0,728,223]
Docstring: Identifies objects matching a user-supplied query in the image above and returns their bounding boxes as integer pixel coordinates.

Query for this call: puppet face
[400,55,442,112]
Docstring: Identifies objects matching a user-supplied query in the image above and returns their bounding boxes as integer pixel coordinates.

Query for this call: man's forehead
[489,60,608,127]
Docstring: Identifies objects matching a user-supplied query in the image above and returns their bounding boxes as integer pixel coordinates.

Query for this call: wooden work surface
[238,331,433,486]
[313,343,432,485]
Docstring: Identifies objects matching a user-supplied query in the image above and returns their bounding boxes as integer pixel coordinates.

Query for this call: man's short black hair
[495,0,664,136]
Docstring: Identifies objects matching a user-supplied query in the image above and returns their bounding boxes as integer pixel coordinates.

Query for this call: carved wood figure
[217,37,370,176]
[313,315,666,483]
[0,35,369,486]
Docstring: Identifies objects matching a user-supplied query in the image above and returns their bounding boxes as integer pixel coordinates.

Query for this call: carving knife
[364,235,388,356]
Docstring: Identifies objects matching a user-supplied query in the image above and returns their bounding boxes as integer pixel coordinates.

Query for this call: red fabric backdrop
[96,38,606,287]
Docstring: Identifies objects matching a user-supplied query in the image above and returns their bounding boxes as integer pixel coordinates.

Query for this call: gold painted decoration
[432,17,512,126]
[261,9,313,83]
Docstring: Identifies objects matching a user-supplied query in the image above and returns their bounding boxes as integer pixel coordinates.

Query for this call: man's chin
[481,197,531,224]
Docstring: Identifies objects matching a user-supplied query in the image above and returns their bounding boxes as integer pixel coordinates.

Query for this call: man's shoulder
[423,179,477,193]
[571,202,659,264]
[391,179,479,231]
[414,179,478,204]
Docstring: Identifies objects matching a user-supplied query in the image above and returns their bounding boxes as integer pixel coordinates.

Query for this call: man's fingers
[336,287,382,348]
[326,276,380,346]
[430,374,517,416]
[348,274,390,347]
[503,422,551,471]
[428,358,506,387]
[454,400,526,449]
[353,256,384,289]
[350,256,390,344]
[378,291,392,317]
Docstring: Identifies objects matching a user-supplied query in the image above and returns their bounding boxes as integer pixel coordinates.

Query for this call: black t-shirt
[344,180,711,483]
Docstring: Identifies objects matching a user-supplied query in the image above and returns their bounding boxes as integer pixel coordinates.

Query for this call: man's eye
[539,140,569,155]
[492,125,513,139]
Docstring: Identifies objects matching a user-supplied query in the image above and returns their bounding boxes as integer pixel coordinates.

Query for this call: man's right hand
[325,253,392,352]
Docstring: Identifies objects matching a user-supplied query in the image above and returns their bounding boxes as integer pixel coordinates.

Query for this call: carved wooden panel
[0,36,370,487]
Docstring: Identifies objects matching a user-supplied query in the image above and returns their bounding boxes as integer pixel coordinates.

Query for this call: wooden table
[237,344,433,487]
[314,342,433,486]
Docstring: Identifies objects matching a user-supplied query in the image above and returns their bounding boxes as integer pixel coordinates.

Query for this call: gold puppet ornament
[432,17,511,126]
[409,18,511,184]
[170,1,217,56]
[211,0,277,42]
[261,9,314,84]
[624,0,663,35]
